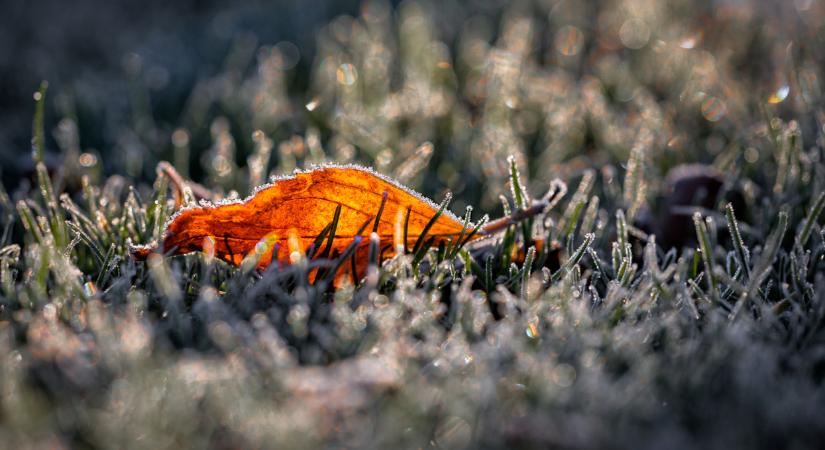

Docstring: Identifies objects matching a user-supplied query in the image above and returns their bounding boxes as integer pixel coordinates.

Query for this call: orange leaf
[132,165,475,285]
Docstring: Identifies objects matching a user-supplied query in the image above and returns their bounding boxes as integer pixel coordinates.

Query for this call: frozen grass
[2,0,825,448]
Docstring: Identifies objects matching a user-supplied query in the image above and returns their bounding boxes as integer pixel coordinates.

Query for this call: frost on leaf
[132,165,473,285]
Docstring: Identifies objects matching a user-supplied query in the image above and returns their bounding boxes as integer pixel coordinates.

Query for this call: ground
[1,0,825,449]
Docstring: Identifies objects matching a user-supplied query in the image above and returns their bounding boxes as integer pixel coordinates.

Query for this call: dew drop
[82,281,98,297]
[255,240,268,255]
[526,321,539,339]
[79,153,98,168]
[336,63,358,86]
[767,85,790,104]
[701,96,727,122]
[555,25,584,56]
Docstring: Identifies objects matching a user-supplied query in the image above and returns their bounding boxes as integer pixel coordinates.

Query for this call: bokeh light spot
[555,25,584,56]
[79,153,98,168]
[768,85,790,104]
[619,18,650,49]
[336,63,358,86]
[701,96,727,121]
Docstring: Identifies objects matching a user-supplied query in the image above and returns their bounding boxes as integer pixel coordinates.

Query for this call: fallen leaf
[132,164,477,284]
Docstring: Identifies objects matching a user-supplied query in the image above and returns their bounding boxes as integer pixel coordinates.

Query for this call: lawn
[2,0,825,448]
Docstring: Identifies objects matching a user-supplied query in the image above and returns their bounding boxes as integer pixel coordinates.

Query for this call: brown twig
[156,161,218,207]
[481,183,566,236]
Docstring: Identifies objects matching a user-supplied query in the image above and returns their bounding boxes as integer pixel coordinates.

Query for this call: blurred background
[2,0,823,213]
[0,0,359,181]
